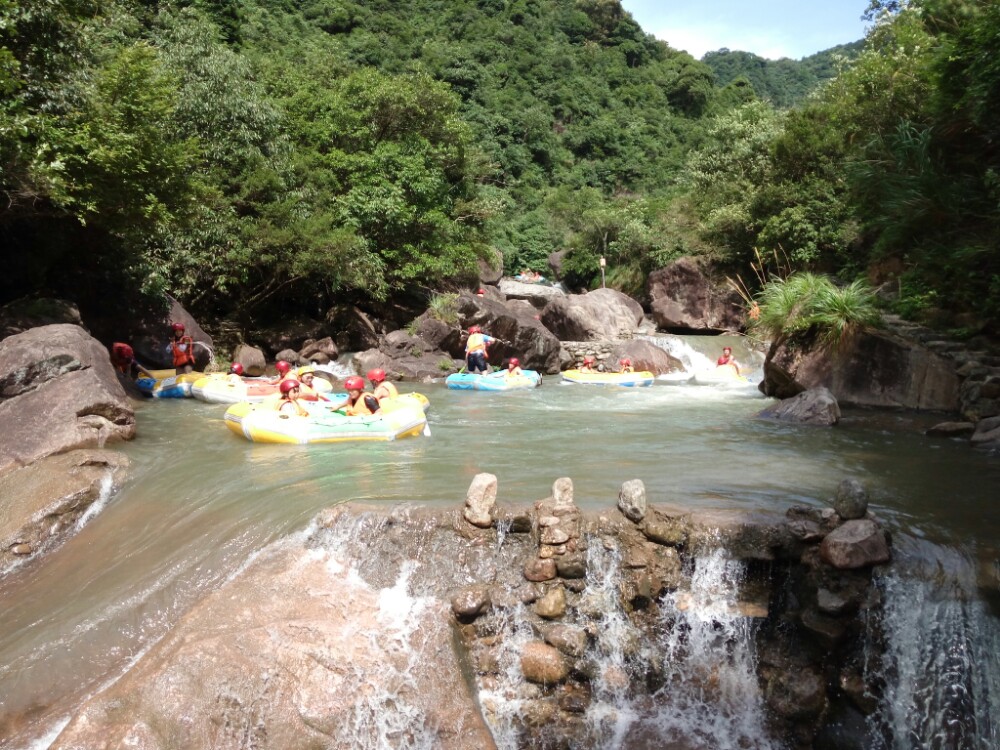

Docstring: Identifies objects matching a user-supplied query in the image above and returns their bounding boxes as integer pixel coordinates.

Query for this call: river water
[1,336,998,748]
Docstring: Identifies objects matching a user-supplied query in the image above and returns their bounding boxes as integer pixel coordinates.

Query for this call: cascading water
[475,540,778,750]
[864,542,1000,750]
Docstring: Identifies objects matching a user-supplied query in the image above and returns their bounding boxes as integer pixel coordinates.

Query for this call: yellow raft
[561,369,655,387]
[224,399,428,444]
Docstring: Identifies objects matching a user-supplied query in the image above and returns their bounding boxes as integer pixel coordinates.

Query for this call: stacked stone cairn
[453,473,894,749]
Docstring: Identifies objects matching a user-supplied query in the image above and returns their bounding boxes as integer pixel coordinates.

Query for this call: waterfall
[640,334,716,375]
[865,544,1000,750]
[476,541,777,750]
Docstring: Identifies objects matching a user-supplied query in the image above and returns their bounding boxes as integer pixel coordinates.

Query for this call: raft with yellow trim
[689,365,749,386]
[191,375,334,404]
[136,371,206,398]
[223,400,428,444]
[560,369,654,387]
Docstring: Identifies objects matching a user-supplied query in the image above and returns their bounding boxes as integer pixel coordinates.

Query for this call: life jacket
[466,332,488,354]
[505,367,523,379]
[298,383,325,401]
[111,342,134,373]
[345,392,377,416]
[374,381,399,400]
[277,397,309,417]
[171,336,195,368]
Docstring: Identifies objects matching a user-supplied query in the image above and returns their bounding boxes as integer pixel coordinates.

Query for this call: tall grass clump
[751,273,880,348]
[427,293,459,325]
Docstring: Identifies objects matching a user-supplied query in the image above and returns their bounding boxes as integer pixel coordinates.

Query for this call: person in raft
[275,378,309,416]
[110,342,154,379]
[269,359,295,384]
[465,325,496,375]
[168,322,196,374]
[619,358,634,374]
[367,369,398,401]
[296,366,331,401]
[339,376,381,416]
[579,355,597,373]
[717,346,741,374]
[505,357,523,379]
[227,362,245,384]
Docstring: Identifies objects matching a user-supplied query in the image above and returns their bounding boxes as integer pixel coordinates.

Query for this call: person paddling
[717,346,741,374]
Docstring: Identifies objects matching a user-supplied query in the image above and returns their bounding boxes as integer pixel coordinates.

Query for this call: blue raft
[445,370,542,391]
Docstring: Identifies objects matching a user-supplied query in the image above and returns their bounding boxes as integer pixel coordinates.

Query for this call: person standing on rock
[367,369,398,401]
[465,325,496,375]
[717,346,741,374]
[169,323,196,374]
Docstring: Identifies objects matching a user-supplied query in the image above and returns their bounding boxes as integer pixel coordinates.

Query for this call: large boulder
[325,304,382,352]
[647,257,743,332]
[0,324,136,477]
[132,297,213,370]
[757,387,841,426]
[0,298,85,341]
[454,294,564,374]
[49,540,497,750]
[230,343,266,376]
[609,340,685,376]
[539,288,644,341]
[761,329,960,412]
[353,331,460,382]
[0,450,129,570]
[498,278,566,308]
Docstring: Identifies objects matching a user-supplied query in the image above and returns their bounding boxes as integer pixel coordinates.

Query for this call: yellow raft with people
[224,395,429,444]
[561,369,655,387]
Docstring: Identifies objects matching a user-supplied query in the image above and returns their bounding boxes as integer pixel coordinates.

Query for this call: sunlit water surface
[1,336,999,748]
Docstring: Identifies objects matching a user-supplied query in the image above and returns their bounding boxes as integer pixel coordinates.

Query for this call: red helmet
[583,356,596,365]
[171,322,185,332]
[508,357,520,367]
[620,358,632,366]
[468,325,481,334]
[230,363,244,375]
[367,368,386,384]
[345,376,364,391]
[279,379,300,394]
[275,360,291,374]
[722,347,732,354]
[476,288,485,295]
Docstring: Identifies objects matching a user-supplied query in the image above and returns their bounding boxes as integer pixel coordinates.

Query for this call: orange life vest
[277,397,309,417]
[345,392,376,416]
[374,381,399,400]
[171,337,195,368]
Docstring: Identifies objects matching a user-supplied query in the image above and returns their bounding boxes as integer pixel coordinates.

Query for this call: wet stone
[539,546,556,559]
[543,624,589,658]
[820,520,891,569]
[642,519,687,547]
[558,683,591,714]
[833,479,869,520]
[534,586,567,620]
[520,642,570,685]
[801,607,847,646]
[816,587,853,616]
[451,586,491,619]
[538,515,560,527]
[524,557,558,582]
[12,543,33,555]
[540,527,570,545]
[617,479,647,523]
[556,553,587,579]
[552,477,575,511]
[464,472,497,528]
[766,667,827,719]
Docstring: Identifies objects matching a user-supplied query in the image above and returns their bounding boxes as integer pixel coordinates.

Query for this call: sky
[619,1,871,61]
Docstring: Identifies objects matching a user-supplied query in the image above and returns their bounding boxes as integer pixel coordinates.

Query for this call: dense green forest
[703,42,864,109]
[2,0,999,336]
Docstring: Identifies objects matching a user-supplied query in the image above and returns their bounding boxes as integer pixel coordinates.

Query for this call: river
[0,335,998,748]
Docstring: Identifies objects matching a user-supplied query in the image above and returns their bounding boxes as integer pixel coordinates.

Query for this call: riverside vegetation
[2,0,999,341]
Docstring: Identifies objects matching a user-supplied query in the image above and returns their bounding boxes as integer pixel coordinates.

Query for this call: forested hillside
[2,0,998,335]
[703,42,864,108]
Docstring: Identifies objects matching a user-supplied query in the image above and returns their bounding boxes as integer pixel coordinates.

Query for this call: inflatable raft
[561,369,654,387]
[136,371,205,398]
[445,370,542,391]
[689,365,749,386]
[191,375,334,404]
[224,401,428,444]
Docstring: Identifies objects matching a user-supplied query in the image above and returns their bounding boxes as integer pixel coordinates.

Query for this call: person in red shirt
[717,346,741,374]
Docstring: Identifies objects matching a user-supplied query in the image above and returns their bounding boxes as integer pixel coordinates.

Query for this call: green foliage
[427,292,459,325]
[752,273,880,347]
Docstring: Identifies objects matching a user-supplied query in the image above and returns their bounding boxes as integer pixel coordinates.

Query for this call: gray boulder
[0,324,136,477]
[539,288,644,341]
[230,343,266,376]
[647,257,744,331]
[498,278,566,308]
[610,340,685,376]
[0,298,85,341]
[757,387,841,426]
[819,520,891,569]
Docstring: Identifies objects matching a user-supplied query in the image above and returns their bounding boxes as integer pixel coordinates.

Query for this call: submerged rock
[757,386,841,426]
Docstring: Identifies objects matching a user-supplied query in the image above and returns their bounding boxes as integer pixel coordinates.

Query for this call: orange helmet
[367,368,386,384]
[230,363,244,375]
[275,360,291,374]
[345,376,364,391]
[279,379,300,394]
